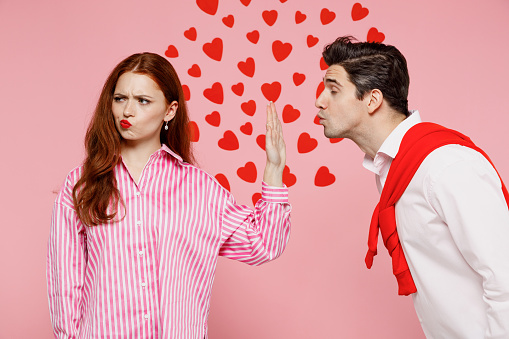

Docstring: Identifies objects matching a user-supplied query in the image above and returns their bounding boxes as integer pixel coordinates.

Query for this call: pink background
[1,0,509,338]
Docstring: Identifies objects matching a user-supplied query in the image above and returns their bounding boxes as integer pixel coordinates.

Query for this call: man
[315,36,509,338]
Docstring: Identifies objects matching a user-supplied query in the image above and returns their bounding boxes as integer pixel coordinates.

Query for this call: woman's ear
[164,101,178,122]
[366,89,383,114]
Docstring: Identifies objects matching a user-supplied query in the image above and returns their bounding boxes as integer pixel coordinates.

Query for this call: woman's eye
[139,98,150,104]
[113,97,125,102]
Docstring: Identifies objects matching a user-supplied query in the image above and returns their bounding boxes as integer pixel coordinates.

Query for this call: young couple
[48,36,509,338]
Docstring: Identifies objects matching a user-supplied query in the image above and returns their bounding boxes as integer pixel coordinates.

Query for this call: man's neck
[356,112,407,158]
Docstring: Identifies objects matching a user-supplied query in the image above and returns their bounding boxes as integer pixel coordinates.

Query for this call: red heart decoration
[215,173,230,191]
[222,14,234,28]
[293,72,306,86]
[203,38,223,61]
[282,105,300,123]
[238,57,255,77]
[184,27,197,41]
[240,122,253,135]
[320,57,328,70]
[283,166,297,187]
[256,134,266,150]
[314,115,320,125]
[272,40,292,62]
[231,82,244,96]
[241,100,256,116]
[182,85,191,101]
[297,133,318,153]
[351,3,369,21]
[252,192,262,205]
[246,30,260,44]
[165,45,178,58]
[320,8,336,25]
[316,82,325,99]
[367,27,385,43]
[262,10,278,26]
[315,166,335,186]
[307,35,319,47]
[196,0,218,15]
[237,162,257,183]
[261,82,282,102]
[188,64,201,77]
[280,0,287,3]
[205,111,221,127]
[240,0,251,6]
[218,130,239,151]
[330,138,344,143]
[189,121,200,142]
[295,11,306,24]
[203,82,224,104]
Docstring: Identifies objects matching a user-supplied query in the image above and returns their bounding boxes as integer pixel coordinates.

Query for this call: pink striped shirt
[47,145,291,338]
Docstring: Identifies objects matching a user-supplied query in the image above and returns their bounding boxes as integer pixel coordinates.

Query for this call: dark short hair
[322,36,409,116]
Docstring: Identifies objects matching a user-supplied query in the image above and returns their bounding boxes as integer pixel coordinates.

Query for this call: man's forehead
[324,64,348,81]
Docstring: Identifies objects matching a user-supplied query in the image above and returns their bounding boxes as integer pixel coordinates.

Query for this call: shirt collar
[363,110,422,173]
[160,144,184,163]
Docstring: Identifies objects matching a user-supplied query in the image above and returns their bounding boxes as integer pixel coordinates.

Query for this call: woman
[47,53,291,338]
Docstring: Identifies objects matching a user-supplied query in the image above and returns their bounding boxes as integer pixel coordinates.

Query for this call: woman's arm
[47,179,87,338]
[263,101,286,187]
[219,103,291,264]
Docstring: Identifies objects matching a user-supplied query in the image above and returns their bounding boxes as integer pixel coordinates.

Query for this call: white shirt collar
[363,110,422,175]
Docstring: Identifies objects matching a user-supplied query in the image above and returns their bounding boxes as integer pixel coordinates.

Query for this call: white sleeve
[430,151,509,338]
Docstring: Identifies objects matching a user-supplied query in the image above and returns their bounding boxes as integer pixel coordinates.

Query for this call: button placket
[134,183,152,324]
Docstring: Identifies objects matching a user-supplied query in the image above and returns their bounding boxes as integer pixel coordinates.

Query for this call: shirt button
[136,220,142,226]
[141,282,147,287]
[135,192,141,196]
[138,250,144,256]
[144,314,149,320]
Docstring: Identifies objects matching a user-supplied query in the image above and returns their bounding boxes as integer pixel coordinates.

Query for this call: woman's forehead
[115,72,163,94]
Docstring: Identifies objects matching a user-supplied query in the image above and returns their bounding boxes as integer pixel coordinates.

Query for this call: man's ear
[366,89,383,114]
[164,101,178,122]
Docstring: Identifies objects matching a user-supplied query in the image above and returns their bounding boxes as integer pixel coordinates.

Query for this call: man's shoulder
[419,144,493,182]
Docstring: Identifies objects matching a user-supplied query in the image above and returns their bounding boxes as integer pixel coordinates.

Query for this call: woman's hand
[263,101,286,187]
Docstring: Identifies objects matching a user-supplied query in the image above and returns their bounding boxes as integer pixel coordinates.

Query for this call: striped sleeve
[47,175,87,338]
[219,182,291,265]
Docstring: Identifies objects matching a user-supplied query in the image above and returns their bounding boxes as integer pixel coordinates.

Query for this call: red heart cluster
[166,1,384,196]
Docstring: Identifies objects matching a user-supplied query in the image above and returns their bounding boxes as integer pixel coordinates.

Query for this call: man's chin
[324,129,341,139]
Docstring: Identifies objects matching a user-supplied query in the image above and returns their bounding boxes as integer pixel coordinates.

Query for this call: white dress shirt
[363,111,509,338]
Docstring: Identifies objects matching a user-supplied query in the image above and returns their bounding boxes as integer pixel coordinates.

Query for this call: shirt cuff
[261,182,289,203]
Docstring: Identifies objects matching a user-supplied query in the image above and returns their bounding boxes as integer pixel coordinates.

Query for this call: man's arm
[431,150,509,338]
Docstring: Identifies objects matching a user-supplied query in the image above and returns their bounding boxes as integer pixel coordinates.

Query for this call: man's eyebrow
[324,77,342,86]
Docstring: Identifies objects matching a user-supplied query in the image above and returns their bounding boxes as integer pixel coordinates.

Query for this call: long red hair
[73,53,194,226]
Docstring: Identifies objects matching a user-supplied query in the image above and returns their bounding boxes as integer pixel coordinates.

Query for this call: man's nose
[315,92,326,110]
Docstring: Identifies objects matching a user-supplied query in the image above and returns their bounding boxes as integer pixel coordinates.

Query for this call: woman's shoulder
[176,160,230,195]
[54,165,84,208]
[64,165,84,186]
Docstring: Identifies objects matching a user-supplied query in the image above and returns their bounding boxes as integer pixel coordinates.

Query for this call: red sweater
[365,122,509,295]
